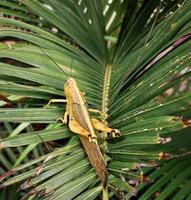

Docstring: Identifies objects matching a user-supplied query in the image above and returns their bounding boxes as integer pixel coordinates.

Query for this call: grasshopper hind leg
[110,129,121,138]
[69,119,97,144]
[91,118,121,138]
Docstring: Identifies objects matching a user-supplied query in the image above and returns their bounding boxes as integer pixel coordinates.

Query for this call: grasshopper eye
[65,80,70,87]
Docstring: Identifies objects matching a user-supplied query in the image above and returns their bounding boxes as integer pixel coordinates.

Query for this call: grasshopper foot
[43,104,48,109]
[111,129,121,138]
[57,117,67,124]
[88,135,98,144]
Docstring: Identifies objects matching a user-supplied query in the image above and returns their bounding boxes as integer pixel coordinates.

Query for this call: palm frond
[0,0,191,199]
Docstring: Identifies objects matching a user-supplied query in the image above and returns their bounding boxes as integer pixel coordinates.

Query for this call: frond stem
[101,64,112,200]
[102,186,109,200]
[101,64,112,123]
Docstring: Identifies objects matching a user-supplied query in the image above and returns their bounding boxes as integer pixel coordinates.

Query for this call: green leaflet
[0,126,71,148]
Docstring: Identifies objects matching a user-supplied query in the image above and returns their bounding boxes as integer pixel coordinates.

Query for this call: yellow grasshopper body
[64,78,98,142]
[46,78,120,188]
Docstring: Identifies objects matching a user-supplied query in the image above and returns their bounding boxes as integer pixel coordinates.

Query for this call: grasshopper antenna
[29,122,54,175]
[69,41,76,77]
[29,123,53,153]
[39,47,69,79]
[70,51,74,77]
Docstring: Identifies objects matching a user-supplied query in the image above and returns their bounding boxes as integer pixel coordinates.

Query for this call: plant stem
[101,64,112,199]
[103,186,109,200]
[102,64,112,123]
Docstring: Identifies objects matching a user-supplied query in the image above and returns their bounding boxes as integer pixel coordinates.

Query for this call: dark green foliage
[0,0,191,199]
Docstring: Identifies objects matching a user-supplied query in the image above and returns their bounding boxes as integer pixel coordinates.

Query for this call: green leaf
[74,185,102,200]
[136,156,191,200]
[109,177,135,195]
[0,126,71,148]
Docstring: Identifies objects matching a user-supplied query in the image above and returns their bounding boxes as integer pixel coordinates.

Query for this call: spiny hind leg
[91,118,121,138]
[69,119,97,143]
[44,99,67,108]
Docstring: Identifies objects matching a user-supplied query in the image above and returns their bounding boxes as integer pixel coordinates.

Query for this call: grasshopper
[45,77,120,187]
[39,46,121,187]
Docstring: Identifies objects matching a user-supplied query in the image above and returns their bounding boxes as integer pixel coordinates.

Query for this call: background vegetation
[0,0,191,199]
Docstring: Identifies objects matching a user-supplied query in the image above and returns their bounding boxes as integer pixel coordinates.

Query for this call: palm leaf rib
[102,64,112,122]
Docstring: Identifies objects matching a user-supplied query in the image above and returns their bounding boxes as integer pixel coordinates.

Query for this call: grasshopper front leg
[44,99,67,108]
[44,99,68,124]
[57,110,69,124]
[91,118,121,138]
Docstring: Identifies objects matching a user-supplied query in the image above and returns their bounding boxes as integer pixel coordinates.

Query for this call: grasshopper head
[65,78,77,88]
[64,77,86,106]
[64,78,78,96]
